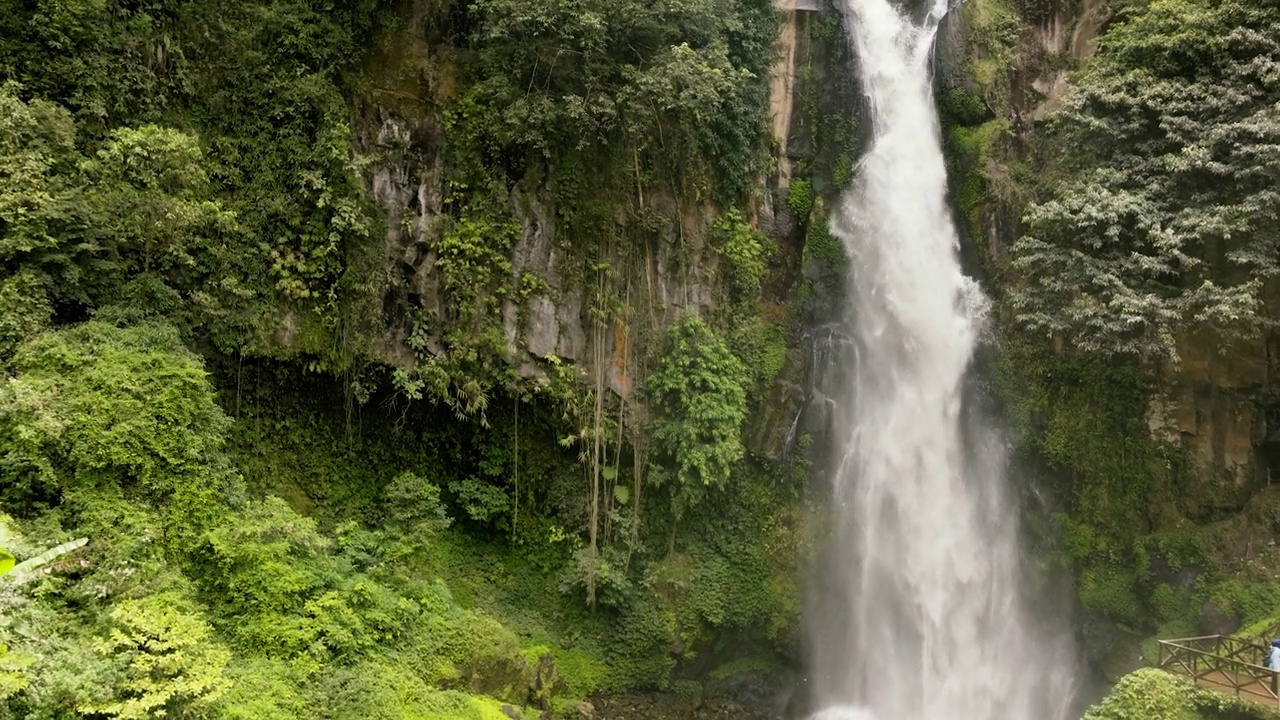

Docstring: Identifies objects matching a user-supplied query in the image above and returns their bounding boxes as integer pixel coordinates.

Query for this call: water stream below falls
[807,0,1077,717]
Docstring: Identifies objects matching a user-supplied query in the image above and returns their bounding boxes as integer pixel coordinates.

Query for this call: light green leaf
[5,537,87,582]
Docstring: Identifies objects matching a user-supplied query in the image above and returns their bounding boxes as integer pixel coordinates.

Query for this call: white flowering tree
[1011,0,1280,363]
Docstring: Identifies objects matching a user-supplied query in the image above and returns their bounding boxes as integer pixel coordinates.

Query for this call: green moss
[796,280,814,301]
[1079,567,1144,626]
[943,119,1008,244]
[996,343,1209,633]
[1209,580,1280,634]
[549,648,609,699]
[960,0,1025,101]
[999,346,1184,542]
[672,679,702,698]
[832,152,854,189]
[940,88,989,127]
[1150,584,1198,626]
[605,602,677,691]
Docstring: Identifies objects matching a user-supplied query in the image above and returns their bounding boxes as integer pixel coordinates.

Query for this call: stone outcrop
[348,0,859,461]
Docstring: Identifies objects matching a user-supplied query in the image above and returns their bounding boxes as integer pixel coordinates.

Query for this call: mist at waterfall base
[804,0,1079,718]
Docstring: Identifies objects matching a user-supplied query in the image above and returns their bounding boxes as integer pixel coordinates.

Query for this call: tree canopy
[1010,0,1280,362]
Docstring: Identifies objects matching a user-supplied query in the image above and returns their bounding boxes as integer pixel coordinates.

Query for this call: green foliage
[727,318,788,393]
[712,209,771,300]
[832,152,854,189]
[709,207,785,399]
[647,315,748,513]
[1083,667,1280,720]
[0,85,80,265]
[451,479,512,525]
[437,214,520,313]
[196,497,334,651]
[0,343,804,715]
[1011,0,1280,362]
[0,643,31,702]
[0,0,386,366]
[0,87,233,319]
[1150,583,1197,626]
[961,0,1025,102]
[463,0,775,201]
[1078,566,1144,626]
[1207,579,1280,632]
[0,269,51,364]
[1014,0,1069,23]
[810,15,840,41]
[0,321,232,536]
[605,601,677,690]
[786,178,814,218]
[941,88,990,127]
[315,662,517,720]
[1083,668,1200,720]
[995,341,1204,629]
[385,472,452,532]
[10,323,228,486]
[561,549,633,611]
[84,591,231,719]
[88,124,234,275]
[1000,344,1180,542]
[217,658,310,719]
[0,0,804,713]
[685,551,766,630]
[802,198,845,270]
[548,648,608,699]
[942,115,1009,246]
[452,436,515,527]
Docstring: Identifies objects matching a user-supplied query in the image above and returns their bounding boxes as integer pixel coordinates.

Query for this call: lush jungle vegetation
[2,0,1277,716]
[945,0,1280,694]
[0,0,804,718]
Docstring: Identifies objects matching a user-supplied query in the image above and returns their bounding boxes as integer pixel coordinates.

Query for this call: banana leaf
[5,538,88,583]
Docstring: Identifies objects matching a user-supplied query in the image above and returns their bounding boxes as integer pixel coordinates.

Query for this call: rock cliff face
[348,0,860,460]
[1159,331,1275,499]
[1024,0,1107,119]
[938,0,1277,497]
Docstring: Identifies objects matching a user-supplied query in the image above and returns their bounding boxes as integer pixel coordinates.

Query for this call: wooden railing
[1158,634,1280,708]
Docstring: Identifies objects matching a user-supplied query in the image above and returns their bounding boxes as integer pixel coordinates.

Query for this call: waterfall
[806,0,1078,718]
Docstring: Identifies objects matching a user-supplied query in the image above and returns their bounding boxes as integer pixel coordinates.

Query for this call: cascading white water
[807,0,1077,718]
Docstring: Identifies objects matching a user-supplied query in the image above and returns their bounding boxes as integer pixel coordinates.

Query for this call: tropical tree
[647,313,748,516]
[1010,0,1280,362]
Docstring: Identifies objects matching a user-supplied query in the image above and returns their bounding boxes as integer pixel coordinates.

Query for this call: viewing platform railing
[1157,634,1280,707]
